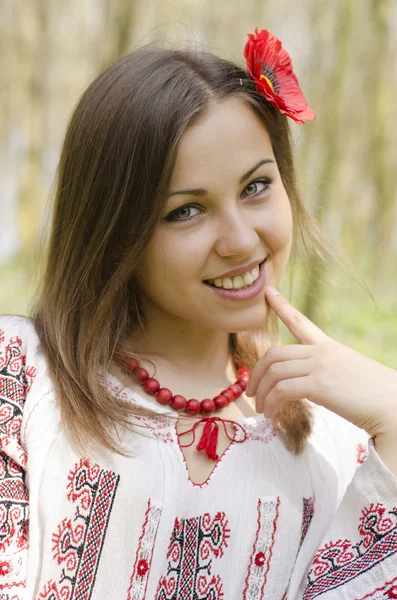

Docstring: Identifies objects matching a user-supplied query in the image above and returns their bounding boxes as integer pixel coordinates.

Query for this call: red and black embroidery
[300,497,314,547]
[0,330,35,594]
[281,497,315,600]
[127,498,163,600]
[243,496,280,599]
[303,502,397,599]
[39,459,120,600]
[155,511,230,599]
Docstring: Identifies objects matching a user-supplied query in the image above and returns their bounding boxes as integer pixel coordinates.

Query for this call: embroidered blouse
[1,314,397,600]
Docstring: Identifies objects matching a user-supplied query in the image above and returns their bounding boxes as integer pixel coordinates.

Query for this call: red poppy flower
[244,28,315,125]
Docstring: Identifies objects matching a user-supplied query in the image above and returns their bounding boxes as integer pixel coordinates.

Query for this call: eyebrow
[168,158,275,197]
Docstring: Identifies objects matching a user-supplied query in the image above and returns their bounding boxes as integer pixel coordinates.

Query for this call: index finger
[265,286,329,345]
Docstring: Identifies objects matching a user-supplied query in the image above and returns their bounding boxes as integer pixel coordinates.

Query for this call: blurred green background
[1,0,396,367]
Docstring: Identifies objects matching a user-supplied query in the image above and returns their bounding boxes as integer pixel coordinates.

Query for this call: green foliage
[280,264,397,369]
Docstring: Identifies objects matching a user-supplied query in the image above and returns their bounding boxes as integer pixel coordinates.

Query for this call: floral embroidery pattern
[127,498,163,600]
[243,496,280,599]
[101,376,174,444]
[155,511,230,599]
[303,503,397,599]
[238,419,276,445]
[39,459,120,600]
[0,330,36,596]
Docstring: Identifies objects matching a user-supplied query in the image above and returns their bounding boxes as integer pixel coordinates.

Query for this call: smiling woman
[134,98,292,338]
[1,28,396,600]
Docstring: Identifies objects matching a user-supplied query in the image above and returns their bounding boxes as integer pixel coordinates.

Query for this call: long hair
[32,45,330,456]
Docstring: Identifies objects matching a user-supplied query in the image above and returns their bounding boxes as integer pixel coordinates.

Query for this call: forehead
[170,97,274,187]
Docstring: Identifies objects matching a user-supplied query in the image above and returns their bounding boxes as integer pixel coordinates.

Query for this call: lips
[205,258,266,281]
[204,258,267,301]
[204,259,266,291]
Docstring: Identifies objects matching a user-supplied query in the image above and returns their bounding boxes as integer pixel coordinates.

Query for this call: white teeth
[242,272,254,286]
[251,265,259,280]
[222,278,234,289]
[207,261,264,290]
[232,275,244,290]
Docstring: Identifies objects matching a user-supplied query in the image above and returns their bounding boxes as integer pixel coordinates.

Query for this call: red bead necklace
[120,356,250,415]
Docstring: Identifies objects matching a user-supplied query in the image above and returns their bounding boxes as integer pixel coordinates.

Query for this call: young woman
[1,28,396,600]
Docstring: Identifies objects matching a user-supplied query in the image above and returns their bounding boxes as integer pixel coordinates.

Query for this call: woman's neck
[129,319,232,379]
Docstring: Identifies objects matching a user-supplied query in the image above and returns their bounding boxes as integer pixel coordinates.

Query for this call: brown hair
[31,45,332,457]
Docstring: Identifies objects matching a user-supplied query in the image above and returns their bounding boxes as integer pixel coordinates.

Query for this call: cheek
[262,200,293,251]
[137,231,207,297]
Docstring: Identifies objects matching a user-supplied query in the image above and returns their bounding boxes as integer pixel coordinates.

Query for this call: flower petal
[244,28,315,124]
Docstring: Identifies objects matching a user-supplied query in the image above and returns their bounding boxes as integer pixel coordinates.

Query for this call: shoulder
[0,313,39,346]
[310,403,369,449]
[307,403,370,491]
[0,313,43,369]
[0,313,50,420]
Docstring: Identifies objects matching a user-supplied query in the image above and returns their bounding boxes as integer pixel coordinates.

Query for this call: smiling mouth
[204,260,266,291]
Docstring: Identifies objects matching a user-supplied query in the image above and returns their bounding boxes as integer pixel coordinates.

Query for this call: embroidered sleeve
[0,321,36,597]
[302,439,397,600]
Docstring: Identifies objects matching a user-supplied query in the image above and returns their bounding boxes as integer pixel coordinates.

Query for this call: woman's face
[135,97,293,334]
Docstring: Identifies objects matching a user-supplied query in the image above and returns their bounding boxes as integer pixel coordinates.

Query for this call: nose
[214,207,260,258]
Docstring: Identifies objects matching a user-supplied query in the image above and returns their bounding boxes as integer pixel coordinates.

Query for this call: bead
[144,378,160,395]
[157,388,173,404]
[124,357,139,371]
[171,394,187,410]
[229,383,243,398]
[237,378,248,391]
[186,399,201,414]
[119,353,250,415]
[221,389,234,403]
[201,398,216,414]
[214,395,227,409]
[237,367,249,380]
[136,367,149,383]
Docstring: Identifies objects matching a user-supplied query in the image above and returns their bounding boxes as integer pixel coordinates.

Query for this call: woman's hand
[246,286,397,442]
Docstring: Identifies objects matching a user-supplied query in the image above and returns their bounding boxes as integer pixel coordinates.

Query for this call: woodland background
[1,0,397,366]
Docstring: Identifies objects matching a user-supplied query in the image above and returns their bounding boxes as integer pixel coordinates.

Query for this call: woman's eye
[166,204,202,222]
[242,178,272,198]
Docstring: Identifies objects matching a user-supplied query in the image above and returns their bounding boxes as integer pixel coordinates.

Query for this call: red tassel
[177,415,247,461]
[196,420,213,451]
[206,422,219,461]
[196,418,219,461]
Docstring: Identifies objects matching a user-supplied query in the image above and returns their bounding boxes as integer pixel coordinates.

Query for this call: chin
[217,304,269,334]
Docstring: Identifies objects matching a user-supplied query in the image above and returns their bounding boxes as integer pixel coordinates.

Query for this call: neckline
[104,371,265,424]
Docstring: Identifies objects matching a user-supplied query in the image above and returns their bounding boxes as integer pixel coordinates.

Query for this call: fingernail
[267,286,280,296]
